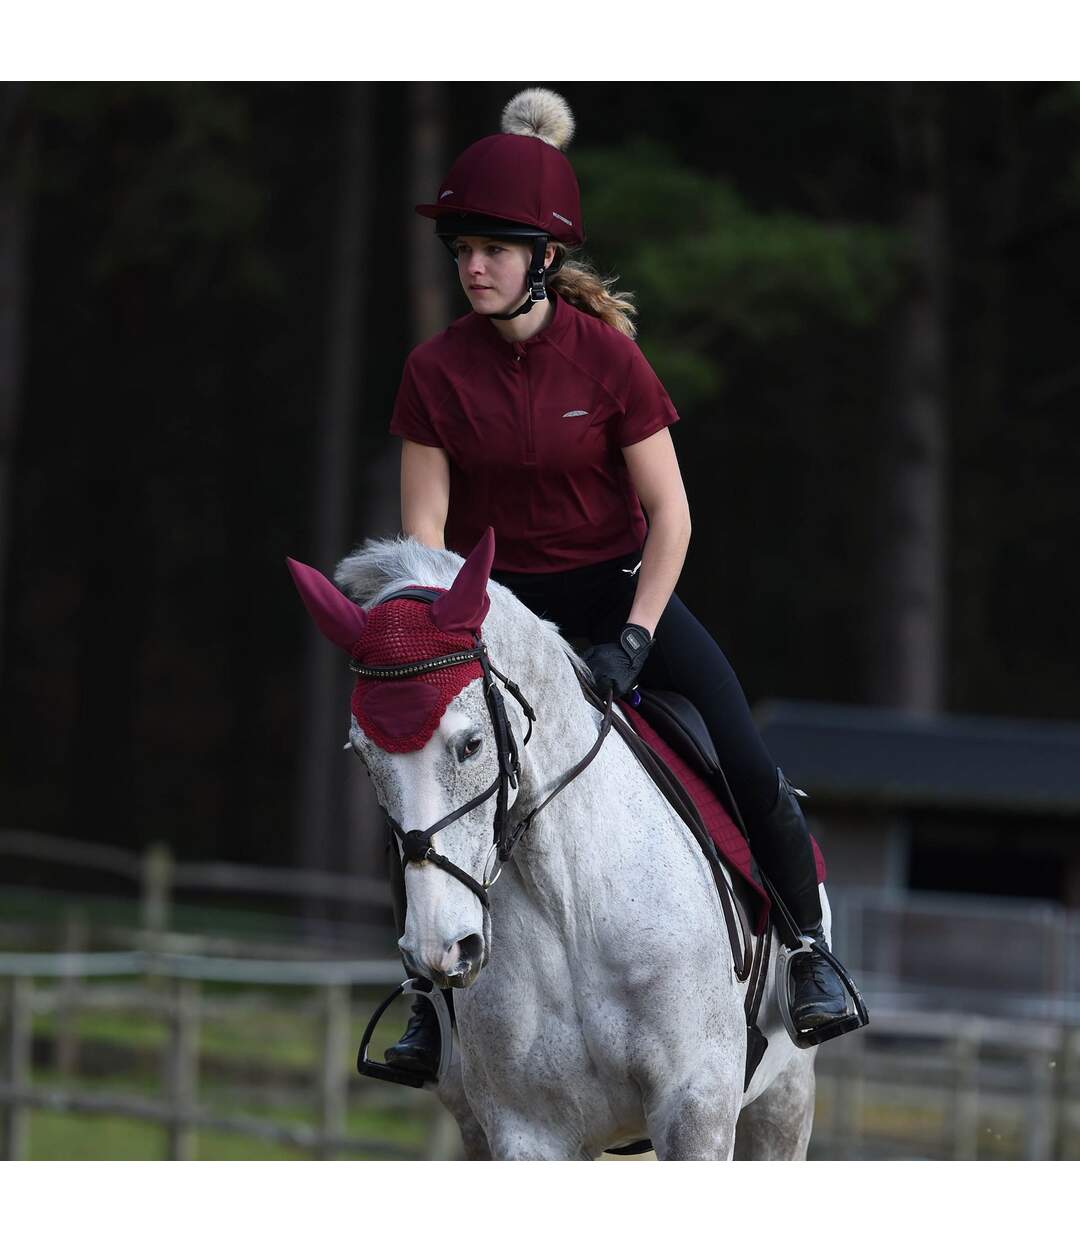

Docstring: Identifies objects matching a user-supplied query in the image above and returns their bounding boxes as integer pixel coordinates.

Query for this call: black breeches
[491,548,780,829]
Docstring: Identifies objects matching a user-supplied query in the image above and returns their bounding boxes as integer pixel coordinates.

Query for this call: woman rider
[385,88,853,1076]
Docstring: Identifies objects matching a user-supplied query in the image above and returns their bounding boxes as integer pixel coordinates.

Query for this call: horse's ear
[430,527,494,637]
[286,557,368,652]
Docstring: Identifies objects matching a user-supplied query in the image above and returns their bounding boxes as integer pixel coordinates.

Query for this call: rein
[360,587,613,908]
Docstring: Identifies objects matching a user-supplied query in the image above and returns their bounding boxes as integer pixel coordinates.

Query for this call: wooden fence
[811,1009,1080,1159]
[0,952,457,1161]
[3,949,1079,1159]
[4,831,1080,1159]
[0,829,393,924]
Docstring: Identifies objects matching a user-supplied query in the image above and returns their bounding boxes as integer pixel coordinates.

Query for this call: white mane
[333,535,590,677]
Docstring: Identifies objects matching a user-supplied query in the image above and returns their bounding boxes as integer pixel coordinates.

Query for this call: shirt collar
[472,289,571,356]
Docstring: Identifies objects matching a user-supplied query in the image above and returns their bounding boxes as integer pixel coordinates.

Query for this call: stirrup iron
[775,935,870,1049]
[356,978,453,1089]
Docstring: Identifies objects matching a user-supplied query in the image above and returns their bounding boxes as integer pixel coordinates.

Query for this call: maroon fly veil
[286,529,496,752]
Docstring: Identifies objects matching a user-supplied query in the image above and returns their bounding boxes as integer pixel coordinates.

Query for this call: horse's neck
[485,625,594,808]
[500,641,635,892]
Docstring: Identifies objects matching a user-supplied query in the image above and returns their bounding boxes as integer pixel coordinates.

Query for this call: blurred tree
[574,138,903,410]
[408,82,452,346]
[296,84,373,890]
[339,82,456,887]
[574,133,905,705]
[870,84,950,713]
[0,82,31,686]
[6,83,284,856]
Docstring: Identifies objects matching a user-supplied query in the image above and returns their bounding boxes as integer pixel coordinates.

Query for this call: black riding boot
[752,768,850,1032]
[385,996,443,1077]
[383,830,445,1079]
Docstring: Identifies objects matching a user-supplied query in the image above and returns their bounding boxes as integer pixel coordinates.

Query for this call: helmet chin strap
[487,292,540,322]
[486,236,552,322]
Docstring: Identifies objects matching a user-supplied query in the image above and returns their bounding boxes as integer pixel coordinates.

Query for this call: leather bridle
[352,587,613,909]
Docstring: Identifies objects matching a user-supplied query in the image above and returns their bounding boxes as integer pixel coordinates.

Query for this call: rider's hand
[582,623,654,700]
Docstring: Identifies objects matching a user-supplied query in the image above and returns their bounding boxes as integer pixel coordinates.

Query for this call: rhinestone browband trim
[349,647,482,679]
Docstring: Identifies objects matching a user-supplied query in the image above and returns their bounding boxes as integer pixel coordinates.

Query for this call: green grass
[1,883,387,945]
[20,989,435,1160]
[29,1111,168,1160]
[25,1093,429,1161]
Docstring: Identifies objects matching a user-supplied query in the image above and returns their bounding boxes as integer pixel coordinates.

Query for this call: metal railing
[811,1008,1079,1159]
[829,885,1080,1023]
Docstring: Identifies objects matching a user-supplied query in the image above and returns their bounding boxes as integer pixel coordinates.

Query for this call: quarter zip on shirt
[512,345,535,464]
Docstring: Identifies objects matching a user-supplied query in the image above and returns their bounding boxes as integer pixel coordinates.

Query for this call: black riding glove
[583,623,654,700]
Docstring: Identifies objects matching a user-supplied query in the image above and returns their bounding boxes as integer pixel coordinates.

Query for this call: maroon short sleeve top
[389,293,680,573]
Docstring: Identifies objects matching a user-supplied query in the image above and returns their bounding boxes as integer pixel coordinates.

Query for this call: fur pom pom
[501,88,575,150]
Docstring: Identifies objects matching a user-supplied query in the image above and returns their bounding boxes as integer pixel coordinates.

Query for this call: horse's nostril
[455,933,485,970]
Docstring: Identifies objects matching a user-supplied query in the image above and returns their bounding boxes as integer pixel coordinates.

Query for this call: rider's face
[453,236,533,315]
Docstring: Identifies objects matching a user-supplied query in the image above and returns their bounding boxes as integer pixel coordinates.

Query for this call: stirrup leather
[356,978,453,1089]
[775,935,869,1048]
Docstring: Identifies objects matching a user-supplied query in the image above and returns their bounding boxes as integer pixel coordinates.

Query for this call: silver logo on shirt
[562,409,589,419]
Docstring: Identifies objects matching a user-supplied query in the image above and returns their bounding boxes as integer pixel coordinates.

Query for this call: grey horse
[300,534,825,1159]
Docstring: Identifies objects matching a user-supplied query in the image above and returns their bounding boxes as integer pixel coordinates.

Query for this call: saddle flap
[635,689,722,777]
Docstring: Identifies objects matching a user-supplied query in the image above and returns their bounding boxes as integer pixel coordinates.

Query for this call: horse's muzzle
[406,932,485,990]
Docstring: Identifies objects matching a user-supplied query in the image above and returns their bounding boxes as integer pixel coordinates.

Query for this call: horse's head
[287,529,525,989]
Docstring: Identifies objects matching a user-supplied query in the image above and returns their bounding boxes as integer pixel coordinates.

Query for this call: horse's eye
[461,737,482,760]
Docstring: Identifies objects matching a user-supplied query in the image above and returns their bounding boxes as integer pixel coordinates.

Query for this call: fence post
[317,984,350,1159]
[1025,1034,1057,1160]
[55,906,88,1076]
[165,978,199,1160]
[141,843,174,943]
[953,1030,980,1160]
[424,1105,462,1160]
[1,976,33,1160]
[838,1035,866,1159]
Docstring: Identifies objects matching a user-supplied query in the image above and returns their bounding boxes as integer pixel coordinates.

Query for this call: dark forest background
[1,82,1078,883]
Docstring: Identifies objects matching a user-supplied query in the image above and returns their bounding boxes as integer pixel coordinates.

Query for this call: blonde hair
[548,245,637,339]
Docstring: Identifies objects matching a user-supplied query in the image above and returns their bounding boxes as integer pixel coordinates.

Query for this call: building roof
[754,700,1080,815]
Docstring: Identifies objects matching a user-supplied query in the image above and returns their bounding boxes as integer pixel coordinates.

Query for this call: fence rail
[0,829,392,917]
[0,954,456,1161]
[0,950,403,985]
[830,885,1080,1023]
[811,1008,1079,1159]
[5,830,1080,1158]
[3,948,1079,1160]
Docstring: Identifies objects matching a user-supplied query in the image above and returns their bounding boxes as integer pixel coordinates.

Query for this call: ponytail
[548,245,638,339]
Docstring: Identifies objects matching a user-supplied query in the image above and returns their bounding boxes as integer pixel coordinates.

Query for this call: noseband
[353,587,613,909]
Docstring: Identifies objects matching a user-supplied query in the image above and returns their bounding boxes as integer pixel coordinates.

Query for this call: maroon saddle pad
[620,702,825,935]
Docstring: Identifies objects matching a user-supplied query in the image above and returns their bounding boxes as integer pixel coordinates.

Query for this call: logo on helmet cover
[440,190,454,199]
[552,211,573,227]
